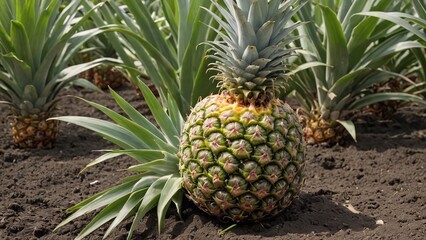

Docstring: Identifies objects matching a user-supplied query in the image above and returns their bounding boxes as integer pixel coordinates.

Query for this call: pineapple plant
[0,0,115,148]
[360,0,426,119]
[54,0,307,238]
[360,0,426,101]
[178,0,307,221]
[287,0,426,145]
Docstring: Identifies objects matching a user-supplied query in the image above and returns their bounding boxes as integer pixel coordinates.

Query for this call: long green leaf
[336,120,356,142]
[80,97,176,153]
[51,116,145,149]
[349,92,426,110]
[123,0,177,67]
[328,68,371,103]
[360,40,424,70]
[109,88,166,141]
[136,80,180,147]
[111,149,165,164]
[319,4,349,86]
[80,152,124,173]
[103,189,148,239]
[75,194,129,240]
[357,11,426,42]
[157,175,182,234]
[55,179,138,229]
[413,0,426,20]
[347,16,380,69]
[127,175,169,240]
[10,20,32,70]
[128,159,178,175]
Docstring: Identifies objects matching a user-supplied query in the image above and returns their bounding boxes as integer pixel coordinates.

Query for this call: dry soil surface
[1,84,425,239]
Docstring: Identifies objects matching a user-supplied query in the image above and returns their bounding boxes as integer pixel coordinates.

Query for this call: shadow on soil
[169,190,377,238]
[350,105,426,152]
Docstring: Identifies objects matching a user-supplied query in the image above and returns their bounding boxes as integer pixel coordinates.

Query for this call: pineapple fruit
[79,52,126,90]
[298,113,339,145]
[92,64,126,89]
[10,109,59,149]
[179,0,306,222]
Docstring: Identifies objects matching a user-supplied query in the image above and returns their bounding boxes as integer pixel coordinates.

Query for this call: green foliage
[53,81,183,239]
[357,0,426,98]
[288,0,425,141]
[51,0,426,239]
[82,0,219,116]
[0,0,120,116]
[54,0,220,238]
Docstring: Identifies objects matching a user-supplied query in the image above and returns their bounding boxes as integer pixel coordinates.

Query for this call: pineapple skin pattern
[10,112,59,149]
[179,94,306,221]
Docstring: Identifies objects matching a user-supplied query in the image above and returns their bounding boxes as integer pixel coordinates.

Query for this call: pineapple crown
[208,0,306,105]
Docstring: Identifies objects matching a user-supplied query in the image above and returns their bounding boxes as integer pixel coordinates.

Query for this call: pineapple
[92,64,126,89]
[78,34,127,89]
[289,1,426,145]
[0,0,116,148]
[54,1,306,238]
[178,0,307,222]
[9,106,60,149]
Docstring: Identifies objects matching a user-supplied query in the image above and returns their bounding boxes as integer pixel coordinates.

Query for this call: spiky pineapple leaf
[327,68,372,103]
[179,0,217,106]
[99,0,217,116]
[349,92,426,110]
[157,175,182,234]
[129,160,178,175]
[319,4,349,86]
[80,152,125,173]
[413,0,426,20]
[109,88,166,141]
[166,93,185,134]
[1,52,31,92]
[126,175,168,240]
[356,36,424,69]
[54,74,184,239]
[122,0,177,65]
[103,189,148,239]
[135,80,180,147]
[347,16,380,69]
[10,20,32,68]
[55,180,138,229]
[51,116,146,149]
[111,149,166,164]
[171,187,184,220]
[71,78,102,92]
[74,194,130,240]
[357,11,426,42]
[79,97,176,153]
[336,120,356,142]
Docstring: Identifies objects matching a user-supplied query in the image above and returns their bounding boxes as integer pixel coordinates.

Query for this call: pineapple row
[1,0,425,239]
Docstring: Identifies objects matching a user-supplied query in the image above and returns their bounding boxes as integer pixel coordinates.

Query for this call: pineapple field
[0,84,425,239]
[0,0,425,239]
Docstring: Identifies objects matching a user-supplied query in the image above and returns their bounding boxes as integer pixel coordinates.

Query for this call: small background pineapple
[289,0,426,145]
[77,34,127,90]
[178,0,307,221]
[0,0,118,148]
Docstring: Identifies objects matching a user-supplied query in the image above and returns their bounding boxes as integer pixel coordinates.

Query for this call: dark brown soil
[1,84,425,240]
